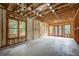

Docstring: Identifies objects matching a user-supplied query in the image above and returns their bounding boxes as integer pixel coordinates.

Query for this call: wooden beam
[51,3,61,8]
[55,4,79,12]
[0,4,9,9]
[12,4,19,12]
[55,4,71,10]
[7,10,27,19]
[37,4,62,16]
[7,4,17,11]
[18,3,33,14]
[24,3,43,16]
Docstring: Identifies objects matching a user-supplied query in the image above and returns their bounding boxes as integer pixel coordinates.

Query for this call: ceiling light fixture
[47,3,50,6]
[39,14,42,17]
[49,6,52,10]
[17,10,20,12]
[20,13,23,15]
[51,9,55,12]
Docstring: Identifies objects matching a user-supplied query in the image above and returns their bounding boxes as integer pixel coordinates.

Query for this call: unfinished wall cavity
[40,22,48,37]
[0,8,6,47]
[0,8,2,47]
[34,19,40,39]
[0,8,48,48]
[27,17,48,41]
[27,17,33,41]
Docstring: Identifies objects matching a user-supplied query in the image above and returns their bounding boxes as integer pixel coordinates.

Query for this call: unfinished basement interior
[0,3,79,56]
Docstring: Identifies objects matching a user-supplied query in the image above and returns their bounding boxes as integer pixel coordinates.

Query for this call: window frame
[64,23,71,37]
[8,17,26,39]
[19,20,26,38]
[8,18,18,39]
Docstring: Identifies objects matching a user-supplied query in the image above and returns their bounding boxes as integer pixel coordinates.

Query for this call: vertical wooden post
[0,8,2,47]
[6,11,9,46]
[32,18,34,40]
[18,16,20,42]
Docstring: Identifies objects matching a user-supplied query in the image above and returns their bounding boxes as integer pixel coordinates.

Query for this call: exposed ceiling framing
[0,3,79,24]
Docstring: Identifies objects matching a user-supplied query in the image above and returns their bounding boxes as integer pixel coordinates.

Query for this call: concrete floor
[0,36,79,56]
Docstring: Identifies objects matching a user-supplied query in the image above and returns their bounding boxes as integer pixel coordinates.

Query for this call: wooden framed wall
[40,22,45,37]
[34,19,40,39]
[0,8,48,48]
[27,17,48,41]
[48,19,73,38]
[48,6,79,38]
[6,12,27,46]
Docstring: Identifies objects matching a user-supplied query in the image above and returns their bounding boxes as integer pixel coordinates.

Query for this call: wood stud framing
[0,3,79,48]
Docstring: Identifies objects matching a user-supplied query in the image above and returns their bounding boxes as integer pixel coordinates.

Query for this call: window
[19,21,26,37]
[9,19,18,38]
[9,18,26,38]
[64,24,71,35]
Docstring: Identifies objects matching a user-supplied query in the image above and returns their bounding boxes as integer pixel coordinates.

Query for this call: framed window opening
[64,24,71,37]
[19,21,26,37]
[8,18,18,38]
[8,17,26,39]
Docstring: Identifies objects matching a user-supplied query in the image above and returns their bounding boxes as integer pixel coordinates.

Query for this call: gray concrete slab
[0,36,79,56]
